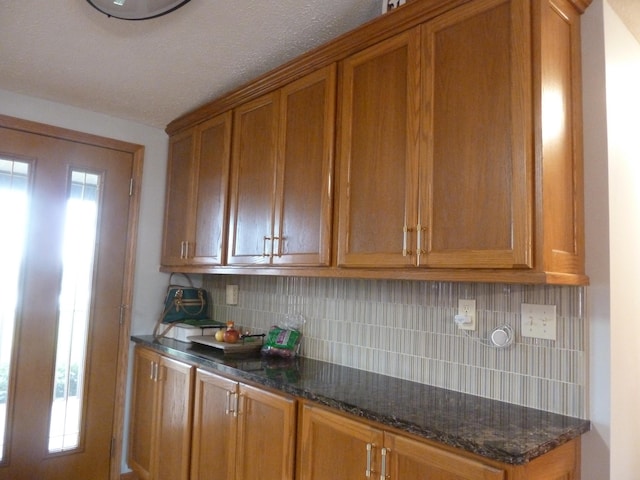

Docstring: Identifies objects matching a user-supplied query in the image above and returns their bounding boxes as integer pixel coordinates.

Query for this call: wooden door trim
[0,114,144,480]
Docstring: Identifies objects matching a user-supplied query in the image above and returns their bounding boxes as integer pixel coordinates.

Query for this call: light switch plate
[226,285,238,305]
[521,303,556,340]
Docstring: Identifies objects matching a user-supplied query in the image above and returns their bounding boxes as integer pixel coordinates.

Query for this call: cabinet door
[421,0,532,268]
[235,383,297,480]
[227,92,280,265]
[191,112,232,265]
[128,347,159,480]
[298,404,384,480]
[337,28,421,267]
[161,129,197,266]
[273,65,336,266]
[153,356,194,480]
[384,432,505,480]
[190,369,238,480]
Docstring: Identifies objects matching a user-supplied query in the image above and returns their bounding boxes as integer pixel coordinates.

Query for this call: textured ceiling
[0,0,380,129]
[609,0,640,44]
[1,1,638,130]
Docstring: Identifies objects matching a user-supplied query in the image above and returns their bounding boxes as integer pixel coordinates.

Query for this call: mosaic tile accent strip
[203,275,588,417]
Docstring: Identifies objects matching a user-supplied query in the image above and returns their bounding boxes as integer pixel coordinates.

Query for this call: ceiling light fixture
[86,0,192,20]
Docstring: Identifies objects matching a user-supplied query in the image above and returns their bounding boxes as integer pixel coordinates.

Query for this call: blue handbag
[154,273,209,338]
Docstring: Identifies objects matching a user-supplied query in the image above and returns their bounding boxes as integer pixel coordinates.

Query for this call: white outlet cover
[521,303,556,340]
[457,299,476,331]
[226,285,238,305]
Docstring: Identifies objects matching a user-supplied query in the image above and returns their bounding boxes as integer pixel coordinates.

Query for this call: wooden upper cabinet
[162,129,196,267]
[337,29,421,268]
[161,112,232,267]
[163,0,589,283]
[537,0,585,278]
[191,113,232,265]
[228,65,336,266]
[338,0,533,270]
[421,0,533,269]
[227,92,280,265]
[273,65,335,266]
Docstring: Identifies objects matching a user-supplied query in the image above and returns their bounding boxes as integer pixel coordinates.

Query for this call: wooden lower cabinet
[129,349,580,480]
[190,368,297,480]
[297,403,580,480]
[128,346,194,480]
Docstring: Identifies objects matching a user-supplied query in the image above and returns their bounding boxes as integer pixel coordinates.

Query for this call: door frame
[0,114,144,480]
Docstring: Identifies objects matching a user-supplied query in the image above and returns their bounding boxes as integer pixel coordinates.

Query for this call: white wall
[582,2,640,477]
[581,1,611,478]
[602,2,640,477]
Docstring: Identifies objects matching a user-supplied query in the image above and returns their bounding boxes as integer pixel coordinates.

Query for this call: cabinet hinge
[110,437,115,458]
[119,305,129,325]
[129,178,134,196]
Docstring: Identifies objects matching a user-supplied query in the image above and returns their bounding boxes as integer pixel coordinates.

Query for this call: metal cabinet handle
[273,236,281,257]
[365,443,373,478]
[380,448,389,480]
[225,391,239,416]
[263,236,271,257]
[149,361,159,382]
[180,240,193,259]
[402,226,411,256]
[232,392,239,417]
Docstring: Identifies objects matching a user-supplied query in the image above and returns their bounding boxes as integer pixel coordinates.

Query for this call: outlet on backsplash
[455,299,476,330]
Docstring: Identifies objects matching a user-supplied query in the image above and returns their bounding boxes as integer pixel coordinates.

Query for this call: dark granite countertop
[131,335,590,466]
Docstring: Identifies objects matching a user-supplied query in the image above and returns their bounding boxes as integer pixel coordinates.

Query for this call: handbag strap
[168,272,195,288]
[153,319,175,339]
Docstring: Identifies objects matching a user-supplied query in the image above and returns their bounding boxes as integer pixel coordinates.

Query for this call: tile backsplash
[203,275,587,418]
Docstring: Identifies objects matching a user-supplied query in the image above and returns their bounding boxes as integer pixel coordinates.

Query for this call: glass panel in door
[0,158,30,463]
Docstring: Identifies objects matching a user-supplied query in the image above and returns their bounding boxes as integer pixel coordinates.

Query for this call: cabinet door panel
[385,432,505,480]
[422,0,532,268]
[190,369,238,480]
[154,356,194,480]
[235,384,296,480]
[298,404,384,480]
[161,130,196,266]
[273,65,335,266]
[539,0,585,275]
[127,348,158,480]
[191,112,232,265]
[337,29,421,267]
[228,93,279,264]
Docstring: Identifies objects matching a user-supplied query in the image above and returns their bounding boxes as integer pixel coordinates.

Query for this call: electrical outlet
[456,299,476,330]
[521,303,556,340]
[226,285,238,305]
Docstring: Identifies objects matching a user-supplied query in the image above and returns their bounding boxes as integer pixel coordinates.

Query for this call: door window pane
[48,170,100,453]
[0,158,30,462]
